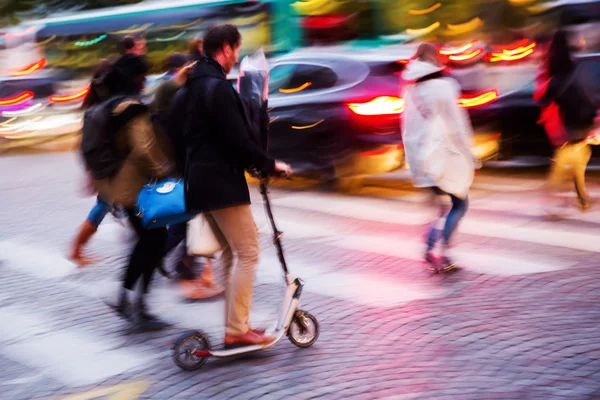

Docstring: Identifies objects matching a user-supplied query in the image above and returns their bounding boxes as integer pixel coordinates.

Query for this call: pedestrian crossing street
[0,186,599,391]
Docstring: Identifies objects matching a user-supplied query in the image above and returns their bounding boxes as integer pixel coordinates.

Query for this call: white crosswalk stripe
[253,214,576,275]
[0,307,157,387]
[0,240,76,279]
[261,192,600,252]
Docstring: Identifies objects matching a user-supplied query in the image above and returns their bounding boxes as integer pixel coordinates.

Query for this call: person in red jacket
[534,30,594,218]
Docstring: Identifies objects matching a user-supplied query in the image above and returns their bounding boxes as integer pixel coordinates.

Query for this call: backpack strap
[109,96,147,133]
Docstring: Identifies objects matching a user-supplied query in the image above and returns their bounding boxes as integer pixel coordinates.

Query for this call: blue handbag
[135,178,195,229]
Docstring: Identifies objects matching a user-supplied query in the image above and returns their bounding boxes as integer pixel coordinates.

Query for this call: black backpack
[81,96,144,180]
[555,69,597,135]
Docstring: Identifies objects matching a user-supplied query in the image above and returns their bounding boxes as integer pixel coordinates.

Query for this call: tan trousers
[549,141,592,206]
[205,205,259,336]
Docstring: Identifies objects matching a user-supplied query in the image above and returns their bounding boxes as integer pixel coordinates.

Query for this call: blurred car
[265,47,502,188]
[266,47,409,188]
[0,69,84,145]
[0,69,74,100]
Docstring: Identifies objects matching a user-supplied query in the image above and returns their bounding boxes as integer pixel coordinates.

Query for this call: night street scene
[1,1,600,399]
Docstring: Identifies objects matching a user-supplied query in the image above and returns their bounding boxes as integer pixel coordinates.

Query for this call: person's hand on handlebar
[274,161,292,178]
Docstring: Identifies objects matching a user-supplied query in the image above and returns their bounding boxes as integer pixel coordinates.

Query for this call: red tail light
[449,49,483,61]
[348,96,405,116]
[0,91,34,106]
[49,88,90,103]
[439,40,478,55]
[488,42,536,63]
[492,38,529,51]
[348,91,497,116]
[9,58,46,77]
[458,90,498,108]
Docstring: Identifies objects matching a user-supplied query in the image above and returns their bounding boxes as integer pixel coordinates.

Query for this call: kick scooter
[173,178,320,371]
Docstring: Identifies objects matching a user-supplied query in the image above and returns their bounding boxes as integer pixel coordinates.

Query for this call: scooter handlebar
[275,170,291,179]
[249,168,291,182]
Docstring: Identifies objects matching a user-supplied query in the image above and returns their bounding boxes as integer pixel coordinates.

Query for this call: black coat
[540,68,596,142]
[169,57,275,213]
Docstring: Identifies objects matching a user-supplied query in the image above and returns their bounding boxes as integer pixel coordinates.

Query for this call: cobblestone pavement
[1,153,600,400]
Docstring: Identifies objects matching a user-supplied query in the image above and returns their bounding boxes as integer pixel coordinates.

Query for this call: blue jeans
[86,197,110,228]
[427,187,469,250]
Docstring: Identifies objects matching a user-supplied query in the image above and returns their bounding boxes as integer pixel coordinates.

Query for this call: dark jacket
[537,66,595,143]
[171,57,275,213]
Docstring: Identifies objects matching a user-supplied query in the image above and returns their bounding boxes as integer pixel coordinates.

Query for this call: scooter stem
[260,180,289,275]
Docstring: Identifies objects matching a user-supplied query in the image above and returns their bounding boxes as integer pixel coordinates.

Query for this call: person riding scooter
[170,24,291,347]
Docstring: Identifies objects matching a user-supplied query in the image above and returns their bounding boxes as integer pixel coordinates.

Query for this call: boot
[156,263,172,279]
[70,220,99,267]
[440,244,458,272]
[106,288,134,320]
[424,249,438,273]
[131,294,170,332]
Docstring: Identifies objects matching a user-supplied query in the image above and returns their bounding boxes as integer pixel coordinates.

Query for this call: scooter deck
[210,333,283,357]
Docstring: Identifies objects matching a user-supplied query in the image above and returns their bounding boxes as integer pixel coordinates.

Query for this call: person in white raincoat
[401,43,476,271]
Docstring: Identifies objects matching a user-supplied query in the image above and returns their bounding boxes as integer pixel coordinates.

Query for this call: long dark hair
[82,59,113,110]
[188,37,204,61]
[81,55,149,110]
[547,30,575,78]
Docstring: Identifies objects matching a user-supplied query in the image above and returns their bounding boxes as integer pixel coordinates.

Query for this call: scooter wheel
[288,310,319,348]
[173,330,210,371]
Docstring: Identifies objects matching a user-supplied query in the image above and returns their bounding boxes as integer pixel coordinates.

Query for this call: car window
[578,59,600,97]
[516,59,600,98]
[521,80,535,95]
[269,63,338,94]
[269,64,296,93]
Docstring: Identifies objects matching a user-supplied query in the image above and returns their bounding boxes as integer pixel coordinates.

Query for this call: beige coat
[93,99,174,208]
[401,60,476,199]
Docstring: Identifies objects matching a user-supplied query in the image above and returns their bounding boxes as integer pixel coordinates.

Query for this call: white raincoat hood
[402,59,445,82]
